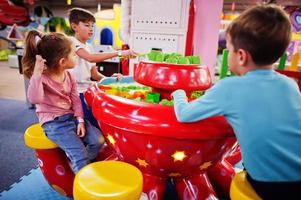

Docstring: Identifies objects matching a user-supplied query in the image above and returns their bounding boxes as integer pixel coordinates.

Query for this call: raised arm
[27,55,46,104]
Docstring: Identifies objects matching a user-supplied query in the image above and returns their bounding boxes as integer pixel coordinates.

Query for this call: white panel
[129,0,191,76]
[131,32,186,55]
[131,0,190,31]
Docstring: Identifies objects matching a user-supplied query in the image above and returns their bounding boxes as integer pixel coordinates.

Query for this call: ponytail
[22,30,44,79]
[22,31,72,78]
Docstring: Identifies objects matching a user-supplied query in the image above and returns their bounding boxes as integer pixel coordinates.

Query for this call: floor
[0,61,26,101]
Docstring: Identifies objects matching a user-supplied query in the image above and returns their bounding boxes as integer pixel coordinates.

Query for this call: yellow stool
[24,123,57,149]
[24,123,75,197]
[73,161,143,200]
[230,171,262,200]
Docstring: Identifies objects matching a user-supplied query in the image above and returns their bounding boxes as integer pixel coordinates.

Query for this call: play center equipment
[24,124,143,199]
[24,124,75,197]
[85,61,241,200]
[127,0,195,75]
[230,171,262,200]
[73,160,143,200]
[23,61,242,199]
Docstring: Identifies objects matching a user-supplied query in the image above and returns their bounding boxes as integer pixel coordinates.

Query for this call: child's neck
[75,34,87,44]
[241,63,273,75]
[47,68,66,83]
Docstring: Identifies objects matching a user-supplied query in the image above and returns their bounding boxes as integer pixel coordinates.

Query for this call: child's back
[215,70,301,181]
[172,4,301,199]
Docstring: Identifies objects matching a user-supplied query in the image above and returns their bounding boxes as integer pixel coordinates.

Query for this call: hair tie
[35,35,41,45]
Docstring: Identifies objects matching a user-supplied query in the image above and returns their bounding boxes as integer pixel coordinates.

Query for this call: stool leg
[142,173,167,200]
[174,173,218,200]
[207,160,235,199]
[95,144,118,161]
[36,149,74,197]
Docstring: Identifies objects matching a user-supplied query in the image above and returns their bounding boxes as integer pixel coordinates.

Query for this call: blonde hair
[22,30,72,79]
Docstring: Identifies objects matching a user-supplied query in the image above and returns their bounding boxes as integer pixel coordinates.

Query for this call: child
[68,8,137,127]
[22,30,103,173]
[172,5,301,199]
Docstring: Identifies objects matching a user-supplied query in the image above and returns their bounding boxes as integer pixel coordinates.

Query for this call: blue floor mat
[0,168,71,200]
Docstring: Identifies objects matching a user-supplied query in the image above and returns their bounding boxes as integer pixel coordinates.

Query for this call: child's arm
[27,55,46,104]
[90,66,122,82]
[76,122,86,138]
[69,72,86,137]
[69,72,85,119]
[172,82,228,122]
[76,48,137,63]
[90,66,105,81]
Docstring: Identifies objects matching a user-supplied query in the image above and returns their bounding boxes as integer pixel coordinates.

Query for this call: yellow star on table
[136,158,149,167]
[107,134,116,145]
[169,172,182,177]
[199,161,212,170]
[171,151,187,162]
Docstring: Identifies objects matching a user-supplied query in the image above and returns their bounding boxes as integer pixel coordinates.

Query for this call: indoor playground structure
[84,61,242,200]
[22,17,301,200]
[24,60,244,200]
[92,3,123,49]
[20,1,301,200]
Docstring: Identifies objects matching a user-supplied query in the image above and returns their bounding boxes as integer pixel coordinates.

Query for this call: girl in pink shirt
[22,30,103,173]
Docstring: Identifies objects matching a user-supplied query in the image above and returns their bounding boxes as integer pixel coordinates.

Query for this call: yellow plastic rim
[24,123,57,149]
[74,161,143,200]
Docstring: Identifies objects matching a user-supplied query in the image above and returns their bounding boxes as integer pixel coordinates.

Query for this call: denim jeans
[79,93,99,129]
[42,113,103,173]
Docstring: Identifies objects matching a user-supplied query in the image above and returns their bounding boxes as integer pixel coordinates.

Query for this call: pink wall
[193,0,224,77]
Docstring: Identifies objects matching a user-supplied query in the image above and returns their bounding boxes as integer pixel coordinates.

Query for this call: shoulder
[65,70,77,83]
[69,36,77,44]
[214,76,241,89]
[70,36,85,50]
[275,71,300,90]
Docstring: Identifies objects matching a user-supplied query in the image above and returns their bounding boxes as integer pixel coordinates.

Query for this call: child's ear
[70,23,77,32]
[59,57,66,67]
[237,49,248,66]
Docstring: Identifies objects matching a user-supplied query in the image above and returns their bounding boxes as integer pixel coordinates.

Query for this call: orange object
[99,84,112,90]
[289,53,300,72]
[133,91,146,99]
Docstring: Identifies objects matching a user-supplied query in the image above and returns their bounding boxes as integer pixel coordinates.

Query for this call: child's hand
[77,122,86,137]
[121,49,138,59]
[111,73,123,81]
[33,55,47,76]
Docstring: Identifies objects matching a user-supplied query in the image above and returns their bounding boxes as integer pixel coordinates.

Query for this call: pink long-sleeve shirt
[27,71,84,125]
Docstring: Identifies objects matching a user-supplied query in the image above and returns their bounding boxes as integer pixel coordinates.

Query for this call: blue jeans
[42,113,103,173]
[79,93,99,129]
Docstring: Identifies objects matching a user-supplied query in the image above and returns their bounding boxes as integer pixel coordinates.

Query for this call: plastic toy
[85,61,240,200]
[134,61,212,100]
[73,161,143,200]
[24,124,75,197]
[147,50,201,65]
[230,171,262,200]
[0,0,30,30]
[146,92,160,104]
